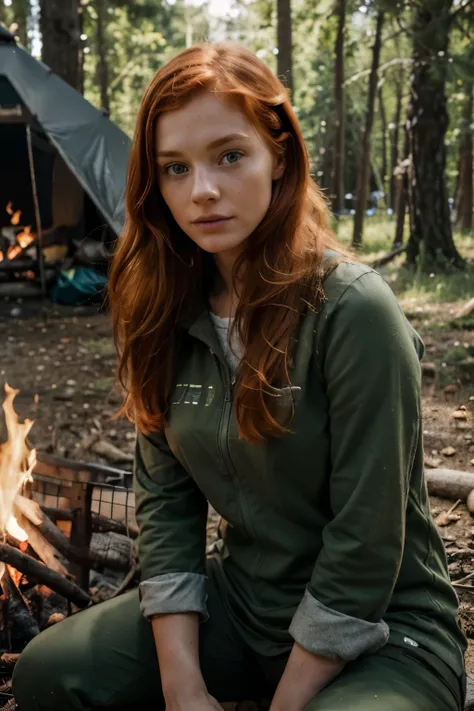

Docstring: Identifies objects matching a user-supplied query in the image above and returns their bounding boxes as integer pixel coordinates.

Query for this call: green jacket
[134,260,466,674]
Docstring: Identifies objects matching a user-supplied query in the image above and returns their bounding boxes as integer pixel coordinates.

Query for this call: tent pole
[26,124,47,298]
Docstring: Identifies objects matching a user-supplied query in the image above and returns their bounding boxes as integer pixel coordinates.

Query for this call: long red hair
[109,42,345,443]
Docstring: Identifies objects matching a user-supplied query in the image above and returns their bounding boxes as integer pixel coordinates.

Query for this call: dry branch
[0,543,90,608]
[369,244,407,268]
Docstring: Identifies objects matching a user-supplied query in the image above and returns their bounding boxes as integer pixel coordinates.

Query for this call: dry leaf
[436,512,461,527]
[452,410,468,420]
[441,446,457,457]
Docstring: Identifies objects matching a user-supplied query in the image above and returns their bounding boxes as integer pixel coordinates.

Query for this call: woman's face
[155,92,283,260]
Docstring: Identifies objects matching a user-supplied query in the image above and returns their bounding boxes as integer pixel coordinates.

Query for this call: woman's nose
[191,167,220,203]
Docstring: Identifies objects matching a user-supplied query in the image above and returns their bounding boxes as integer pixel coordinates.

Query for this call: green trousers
[13,574,464,711]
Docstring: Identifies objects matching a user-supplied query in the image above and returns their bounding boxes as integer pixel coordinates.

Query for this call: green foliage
[4,0,471,253]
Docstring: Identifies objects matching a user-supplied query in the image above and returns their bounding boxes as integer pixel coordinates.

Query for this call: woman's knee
[13,621,92,710]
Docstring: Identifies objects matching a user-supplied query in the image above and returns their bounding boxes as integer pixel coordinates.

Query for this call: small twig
[453,583,474,591]
[110,561,138,599]
[447,499,463,515]
[453,571,474,586]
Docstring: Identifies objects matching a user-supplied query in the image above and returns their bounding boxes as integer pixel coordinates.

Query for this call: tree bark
[455,82,473,231]
[277,0,293,94]
[378,84,388,203]
[405,0,465,270]
[39,0,83,91]
[393,124,410,247]
[352,12,384,247]
[95,0,110,114]
[331,0,346,213]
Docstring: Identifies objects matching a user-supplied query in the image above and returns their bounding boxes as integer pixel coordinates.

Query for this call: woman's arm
[134,431,216,706]
[270,643,344,711]
[152,613,221,709]
[273,269,423,708]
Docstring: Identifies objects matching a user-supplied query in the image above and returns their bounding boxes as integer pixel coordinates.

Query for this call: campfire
[0,385,137,706]
[0,203,36,264]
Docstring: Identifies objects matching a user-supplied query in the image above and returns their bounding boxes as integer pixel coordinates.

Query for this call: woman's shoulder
[321,255,386,311]
[317,255,424,358]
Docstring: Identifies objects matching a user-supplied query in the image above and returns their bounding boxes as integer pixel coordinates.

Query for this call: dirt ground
[1,293,474,675]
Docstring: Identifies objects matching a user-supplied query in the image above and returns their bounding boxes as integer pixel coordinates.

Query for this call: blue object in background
[50,267,107,306]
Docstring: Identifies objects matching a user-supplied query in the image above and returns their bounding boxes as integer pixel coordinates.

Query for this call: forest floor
[0,221,474,687]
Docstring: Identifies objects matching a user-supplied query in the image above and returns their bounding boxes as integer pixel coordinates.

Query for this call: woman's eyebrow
[157,132,250,158]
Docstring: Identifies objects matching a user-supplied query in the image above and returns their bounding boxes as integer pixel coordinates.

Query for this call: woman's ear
[272,157,285,181]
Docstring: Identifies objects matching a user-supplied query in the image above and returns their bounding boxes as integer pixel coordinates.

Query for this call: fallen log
[15,496,131,573]
[15,512,68,577]
[425,468,474,501]
[0,543,90,608]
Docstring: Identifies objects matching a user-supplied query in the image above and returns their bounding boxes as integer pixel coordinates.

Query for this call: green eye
[167,163,188,176]
[222,152,242,165]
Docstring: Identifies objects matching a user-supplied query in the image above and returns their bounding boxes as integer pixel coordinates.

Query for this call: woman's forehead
[155,92,260,154]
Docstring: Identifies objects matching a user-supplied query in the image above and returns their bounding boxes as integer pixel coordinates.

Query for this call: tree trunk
[352,12,384,247]
[405,0,464,269]
[393,124,410,247]
[390,68,404,211]
[11,0,29,48]
[277,0,293,95]
[455,82,473,232]
[378,84,388,204]
[331,0,345,213]
[39,0,83,91]
[95,0,110,114]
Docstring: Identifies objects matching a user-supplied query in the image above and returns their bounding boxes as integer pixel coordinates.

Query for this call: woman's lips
[192,217,235,232]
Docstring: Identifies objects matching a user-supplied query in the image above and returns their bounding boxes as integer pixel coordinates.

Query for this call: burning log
[15,496,131,573]
[0,543,90,608]
[14,513,68,578]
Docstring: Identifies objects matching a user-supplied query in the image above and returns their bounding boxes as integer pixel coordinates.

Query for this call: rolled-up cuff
[139,572,208,621]
[289,589,389,661]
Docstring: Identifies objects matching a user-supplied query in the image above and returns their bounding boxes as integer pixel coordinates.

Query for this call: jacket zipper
[211,349,259,543]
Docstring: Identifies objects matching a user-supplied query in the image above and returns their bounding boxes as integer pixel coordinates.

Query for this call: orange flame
[6,202,21,226]
[0,385,36,578]
[17,226,34,249]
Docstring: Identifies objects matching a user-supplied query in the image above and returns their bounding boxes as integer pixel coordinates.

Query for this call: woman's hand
[165,689,222,710]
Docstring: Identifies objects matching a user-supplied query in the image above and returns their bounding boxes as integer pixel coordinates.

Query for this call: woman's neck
[210,250,241,318]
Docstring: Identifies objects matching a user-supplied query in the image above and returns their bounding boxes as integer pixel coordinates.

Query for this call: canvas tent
[0,24,131,290]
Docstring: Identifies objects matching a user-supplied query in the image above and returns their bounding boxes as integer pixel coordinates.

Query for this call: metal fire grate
[30,475,135,527]
[26,454,135,588]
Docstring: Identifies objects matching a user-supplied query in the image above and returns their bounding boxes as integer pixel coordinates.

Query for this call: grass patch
[87,339,116,358]
[332,216,474,305]
[93,376,115,392]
